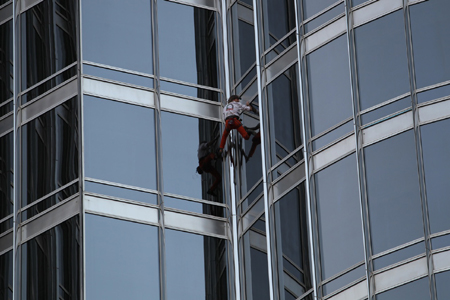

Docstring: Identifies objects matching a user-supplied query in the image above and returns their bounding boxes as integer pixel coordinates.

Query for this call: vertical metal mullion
[152,1,166,299]
[12,0,17,299]
[402,1,436,299]
[344,1,373,299]
[220,1,241,300]
[293,0,318,299]
[251,0,275,300]
[77,0,86,297]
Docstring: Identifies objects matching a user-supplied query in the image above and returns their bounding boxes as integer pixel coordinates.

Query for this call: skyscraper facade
[0,0,449,299]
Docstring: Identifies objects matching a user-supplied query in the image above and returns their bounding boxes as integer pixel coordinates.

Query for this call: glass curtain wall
[81,0,230,299]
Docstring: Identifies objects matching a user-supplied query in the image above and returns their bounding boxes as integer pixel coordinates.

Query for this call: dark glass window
[410,0,450,89]
[82,0,152,74]
[0,20,13,113]
[165,229,228,300]
[0,251,13,300]
[21,97,79,207]
[307,35,352,136]
[420,118,450,234]
[0,133,13,233]
[354,11,409,111]
[274,184,312,299]
[267,65,302,168]
[243,218,270,300]
[376,277,430,300]
[436,271,450,299]
[315,154,364,280]
[22,183,78,221]
[231,4,256,83]
[261,0,296,50]
[364,131,423,254]
[161,111,222,201]
[302,0,337,20]
[21,0,77,92]
[239,113,263,200]
[84,96,156,190]
[85,214,159,299]
[158,0,219,88]
[21,216,80,300]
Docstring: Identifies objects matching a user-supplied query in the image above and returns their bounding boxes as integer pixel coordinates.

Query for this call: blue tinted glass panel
[410,0,450,89]
[85,215,159,299]
[82,0,152,74]
[354,11,409,110]
[84,96,157,189]
[161,112,222,201]
[307,35,352,136]
[436,271,450,300]
[364,131,423,254]
[165,230,228,300]
[420,118,450,234]
[158,0,219,88]
[315,155,364,279]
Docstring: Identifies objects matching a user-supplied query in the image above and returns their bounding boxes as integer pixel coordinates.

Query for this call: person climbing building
[197,139,221,196]
[219,95,256,153]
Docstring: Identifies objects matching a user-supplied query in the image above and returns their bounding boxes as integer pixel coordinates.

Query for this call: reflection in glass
[375,277,430,300]
[354,11,409,110]
[364,131,423,254]
[267,65,302,169]
[307,35,352,136]
[161,112,222,201]
[261,0,296,50]
[21,97,79,207]
[166,229,228,300]
[421,118,450,234]
[85,181,158,205]
[21,0,77,94]
[84,96,156,190]
[82,0,152,74]
[85,214,159,300]
[22,183,78,221]
[0,133,13,233]
[239,113,263,199]
[0,251,13,299]
[20,216,80,300]
[410,0,450,89]
[436,271,450,299]
[243,218,270,300]
[0,20,13,112]
[158,0,219,88]
[315,155,364,280]
[231,4,256,83]
[274,184,312,299]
